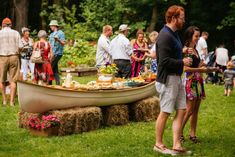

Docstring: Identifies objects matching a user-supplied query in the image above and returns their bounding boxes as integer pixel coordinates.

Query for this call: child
[223,61,235,96]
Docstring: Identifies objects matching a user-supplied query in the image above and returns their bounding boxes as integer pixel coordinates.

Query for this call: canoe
[17,81,157,113]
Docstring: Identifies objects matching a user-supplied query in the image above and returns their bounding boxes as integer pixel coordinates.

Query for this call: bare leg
[0,83,7,104]
[10,82,16,105]
[189,99,201,137]
[224,89,227,96]
[173,109,185,149]
[155,112,170,146]
[181,99,194,135]
[227,89,231,96]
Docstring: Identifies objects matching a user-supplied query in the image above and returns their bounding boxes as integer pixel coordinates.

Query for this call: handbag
[31,42,43,63]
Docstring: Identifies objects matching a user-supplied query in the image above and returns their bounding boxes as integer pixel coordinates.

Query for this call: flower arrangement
[28,114,60,130]
[99,63,118,75]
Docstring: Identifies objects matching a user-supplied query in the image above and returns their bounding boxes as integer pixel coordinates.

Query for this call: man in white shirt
[110,24,133,78]
[96,25,113,68]
[214,43,229,84]
[196,31,209,61]
[0,18,23,106]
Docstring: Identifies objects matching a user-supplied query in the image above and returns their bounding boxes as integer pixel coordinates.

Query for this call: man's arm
[55,31,66,46]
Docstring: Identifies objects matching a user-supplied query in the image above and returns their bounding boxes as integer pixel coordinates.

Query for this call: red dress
[34,41,54,83]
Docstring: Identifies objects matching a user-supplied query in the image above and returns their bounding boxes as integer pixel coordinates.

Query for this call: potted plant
[27,114,60,137]
[97,63,118,84]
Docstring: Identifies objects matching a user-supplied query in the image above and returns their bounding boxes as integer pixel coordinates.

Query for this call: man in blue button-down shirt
[48,20,65,85]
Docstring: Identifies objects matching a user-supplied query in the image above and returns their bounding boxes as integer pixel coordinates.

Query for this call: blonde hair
[102,25,112,34]
[149,31,158,38]
[149,31,158,43]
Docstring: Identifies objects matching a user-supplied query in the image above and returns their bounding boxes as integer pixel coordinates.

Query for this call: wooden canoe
[17,81,157,113]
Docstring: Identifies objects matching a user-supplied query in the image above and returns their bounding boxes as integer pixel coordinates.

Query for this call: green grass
[0,77,234,157]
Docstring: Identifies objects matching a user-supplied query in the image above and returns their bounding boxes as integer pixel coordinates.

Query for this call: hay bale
[18,106,102,136]
[102,105,129,126]
[18,111,43,128]
[50,109,76,136]
[129,96,160,122]
[51,107,102,135]
[74,107,102,133]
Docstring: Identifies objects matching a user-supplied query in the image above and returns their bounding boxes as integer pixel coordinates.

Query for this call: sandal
[153,144,173,155]
[180,135,185,143]
[189,135,200,144]
[172,147,192,156]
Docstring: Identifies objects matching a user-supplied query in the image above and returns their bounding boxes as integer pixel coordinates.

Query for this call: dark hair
[183,26,200,47]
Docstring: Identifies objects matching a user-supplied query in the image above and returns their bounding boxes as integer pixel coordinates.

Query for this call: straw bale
[50,109,76,136]
[101,105,129,126]
[18,111,42,128]
[19,107,102,136]
[51,107,102,135]
[129,96,160,122]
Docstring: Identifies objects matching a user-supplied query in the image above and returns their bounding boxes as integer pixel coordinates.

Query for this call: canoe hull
[17,81,157,113]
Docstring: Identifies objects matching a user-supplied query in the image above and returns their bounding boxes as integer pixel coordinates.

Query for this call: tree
[11,0,29,31]
[218,2,235,29]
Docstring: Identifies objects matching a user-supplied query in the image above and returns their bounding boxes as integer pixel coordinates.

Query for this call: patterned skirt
[185,72,205,100]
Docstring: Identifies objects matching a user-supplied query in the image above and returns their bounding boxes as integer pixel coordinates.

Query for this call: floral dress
[34,41,54,83]
[185,53,205,100]
[131,41,146,77]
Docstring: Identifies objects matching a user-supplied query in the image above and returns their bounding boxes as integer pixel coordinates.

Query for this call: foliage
[28,114,60,130]
[217,2,235,30]
[39,2,97,67]
[59,39,96,67]
[80,0,147,36]
[40,2,98,41]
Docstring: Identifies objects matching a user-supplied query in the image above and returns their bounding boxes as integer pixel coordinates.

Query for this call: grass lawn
[0,76,234,157]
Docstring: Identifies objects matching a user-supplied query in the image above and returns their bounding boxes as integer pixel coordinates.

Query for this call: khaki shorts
[155,75,186,113]
[0,55,20,83]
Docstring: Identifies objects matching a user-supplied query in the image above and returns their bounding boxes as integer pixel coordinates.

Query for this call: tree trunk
[41,0,48,30]
[12,0,29,31]
[147,4,158,33]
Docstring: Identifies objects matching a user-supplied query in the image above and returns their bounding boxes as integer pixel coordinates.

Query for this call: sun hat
[2,18,12,25]
[49,20,59,26]
[227,61,234,69]
[119,24,130,31]
[21,27,30,34]
[38,30,47,38]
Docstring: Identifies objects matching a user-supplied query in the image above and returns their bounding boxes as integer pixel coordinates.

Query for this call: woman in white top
[20,27,34,81]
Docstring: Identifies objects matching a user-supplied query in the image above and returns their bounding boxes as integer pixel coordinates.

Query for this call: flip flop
[171,148,192,156]
[153,145,173,155]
